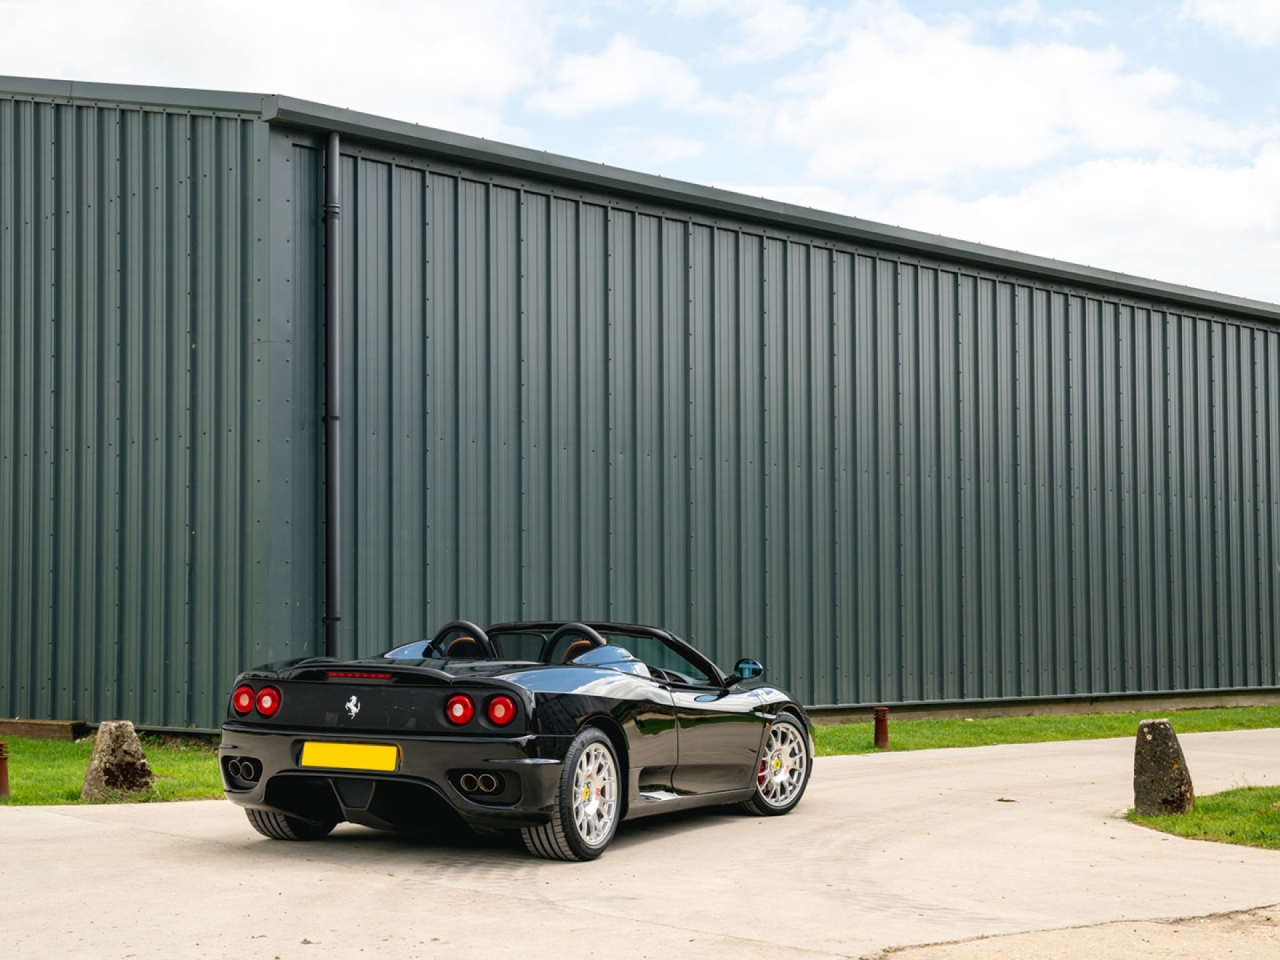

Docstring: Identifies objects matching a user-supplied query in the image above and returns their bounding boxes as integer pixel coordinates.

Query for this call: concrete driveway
[2,729,1278,960]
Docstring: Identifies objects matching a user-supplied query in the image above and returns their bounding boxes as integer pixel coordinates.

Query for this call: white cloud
[996,0,1104,34]
[773,1,1258,185]
[717,149,1280,303]
[858,150,1280,302]
[666,0,826,62]
[527,34,710,116]
[637,135,708,163]
[1182,0,1280,45]
[997,0,1045,23]
[594,131,709,170]
[0,0,556,140]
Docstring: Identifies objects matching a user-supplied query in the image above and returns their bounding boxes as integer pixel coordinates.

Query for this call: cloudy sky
[3,0,1279,303]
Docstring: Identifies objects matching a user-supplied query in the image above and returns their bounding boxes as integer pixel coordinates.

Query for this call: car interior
[382,623,717,686]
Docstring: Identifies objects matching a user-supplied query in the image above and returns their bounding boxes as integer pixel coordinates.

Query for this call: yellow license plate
[299,742,399,772]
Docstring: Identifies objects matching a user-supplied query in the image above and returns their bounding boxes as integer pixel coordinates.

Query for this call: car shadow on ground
[236,802,753,866]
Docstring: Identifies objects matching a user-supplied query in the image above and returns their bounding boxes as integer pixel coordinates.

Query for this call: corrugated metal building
[2,76,1278,731]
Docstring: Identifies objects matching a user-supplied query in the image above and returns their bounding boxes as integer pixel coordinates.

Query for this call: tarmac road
[2,728,1278,959]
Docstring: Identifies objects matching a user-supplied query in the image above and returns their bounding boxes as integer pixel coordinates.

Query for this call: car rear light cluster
[231,684,283,718]
[443,694,518,727]
[487,695,515,725]
[445,695,475,724]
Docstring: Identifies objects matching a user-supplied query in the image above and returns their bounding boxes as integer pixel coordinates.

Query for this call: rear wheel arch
[521,725,623,860]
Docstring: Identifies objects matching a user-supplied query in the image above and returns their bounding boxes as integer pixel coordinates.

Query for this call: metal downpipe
[323,132,342,658]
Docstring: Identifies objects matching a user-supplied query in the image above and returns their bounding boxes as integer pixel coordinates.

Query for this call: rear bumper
[220,725,569,830]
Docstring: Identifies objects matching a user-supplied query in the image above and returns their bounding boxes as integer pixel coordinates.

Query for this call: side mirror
[731,658,764,683]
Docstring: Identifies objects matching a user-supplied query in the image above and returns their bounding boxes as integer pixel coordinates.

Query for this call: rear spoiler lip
[276,664,456,683]
[236,665,532,699]
[220,721,542,746]
[239,656,540,685]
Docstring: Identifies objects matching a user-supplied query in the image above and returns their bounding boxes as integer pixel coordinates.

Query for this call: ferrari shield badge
[345,695,361,719]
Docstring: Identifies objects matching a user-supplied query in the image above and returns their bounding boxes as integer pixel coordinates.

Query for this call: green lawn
[0,734,223,805]
[1130,785,1280,850]
[2,705,1277,805]
[813,705,1280,756]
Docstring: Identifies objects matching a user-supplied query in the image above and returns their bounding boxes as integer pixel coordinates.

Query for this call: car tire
[521,726,621,861]
[244,808,337,841]
[740,713,811,817]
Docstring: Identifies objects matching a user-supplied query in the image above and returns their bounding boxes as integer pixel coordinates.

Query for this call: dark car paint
[221,621,813,833]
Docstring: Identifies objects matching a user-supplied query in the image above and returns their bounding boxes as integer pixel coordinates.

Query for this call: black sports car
[220,620,814,860]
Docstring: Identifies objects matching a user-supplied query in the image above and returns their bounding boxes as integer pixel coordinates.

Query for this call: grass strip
[1130,786,1280,850]
[3,705,1277,803]
[0,734,223,806]
[813,705,1280,756]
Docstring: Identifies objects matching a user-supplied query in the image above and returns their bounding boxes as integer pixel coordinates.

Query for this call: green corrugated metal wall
[0,96,313,729]
[283,131,1280,710]
[2,84,1278,730]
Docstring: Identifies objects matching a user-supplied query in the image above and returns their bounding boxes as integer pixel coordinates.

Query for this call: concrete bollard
[1133,718,1195,816]
[81,720,155,801]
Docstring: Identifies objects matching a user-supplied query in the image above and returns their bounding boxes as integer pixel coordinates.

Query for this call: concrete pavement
[2,729,1278,959]
[882,906,1280,959]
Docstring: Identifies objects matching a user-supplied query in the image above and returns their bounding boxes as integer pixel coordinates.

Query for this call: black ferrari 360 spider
[220,620,813,860]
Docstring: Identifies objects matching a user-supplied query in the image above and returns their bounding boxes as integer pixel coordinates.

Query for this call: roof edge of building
[0,73,268,115]
[5,74,1278,324]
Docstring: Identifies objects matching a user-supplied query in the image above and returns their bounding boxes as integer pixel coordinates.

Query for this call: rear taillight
[487,695,516,726]
[445,694,475,725]
[232,685,255,716]
[255,685,282,718]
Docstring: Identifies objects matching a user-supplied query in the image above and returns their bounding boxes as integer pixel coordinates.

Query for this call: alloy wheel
[571,741,618,845]
[756,721,808,808]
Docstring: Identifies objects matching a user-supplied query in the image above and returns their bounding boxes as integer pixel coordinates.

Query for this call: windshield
[601,633,713,685]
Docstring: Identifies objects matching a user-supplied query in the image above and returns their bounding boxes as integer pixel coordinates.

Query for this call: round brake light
[232,685,255,716]
[487,695,516,726]
[255,685,282,718]
[445,694,475,725]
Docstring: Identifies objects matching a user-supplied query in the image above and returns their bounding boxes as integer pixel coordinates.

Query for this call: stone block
[81,720,155,801]
[1133,718,1194,816]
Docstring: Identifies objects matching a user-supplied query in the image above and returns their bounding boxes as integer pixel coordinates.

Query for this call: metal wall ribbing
[284,132,1280,709]
[0,97,266,728]
[3,78,1278,730]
